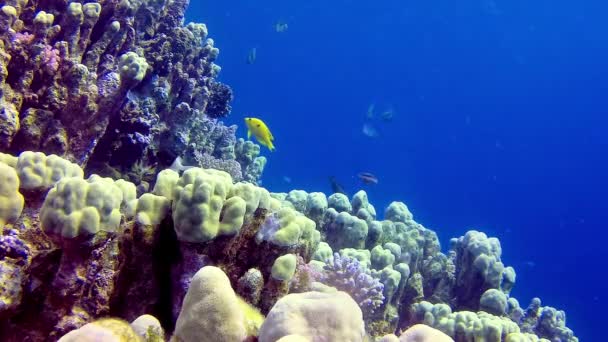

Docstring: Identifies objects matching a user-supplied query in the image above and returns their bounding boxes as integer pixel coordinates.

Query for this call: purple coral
[11,32,34,45]
[290,255,322,292]
[0,0,237,171]
[171,248,212,321]
[322,253,385,318]
[0,230,29,265]
[205,81,233,118]
[41,45,60,74]
[256,212,281,243]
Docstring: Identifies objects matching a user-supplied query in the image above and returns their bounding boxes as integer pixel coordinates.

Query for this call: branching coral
[321,253,385,319]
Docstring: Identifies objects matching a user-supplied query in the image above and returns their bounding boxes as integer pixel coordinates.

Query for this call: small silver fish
[380,106,395,121]
[366,103,375,119]
[275,21,289,33]
[247,47,257,64]
[362,123,378,138]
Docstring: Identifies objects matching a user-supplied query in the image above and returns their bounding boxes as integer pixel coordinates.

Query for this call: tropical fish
[245,117,275,151]
[329,176,347,195]
[247,47,257,64]
[357,172,378,185]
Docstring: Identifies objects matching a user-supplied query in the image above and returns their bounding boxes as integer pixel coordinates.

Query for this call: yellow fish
[245,117,275,151]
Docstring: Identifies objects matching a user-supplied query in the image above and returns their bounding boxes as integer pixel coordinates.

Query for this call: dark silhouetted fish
[329,176,347,195]
[357,172,378,185]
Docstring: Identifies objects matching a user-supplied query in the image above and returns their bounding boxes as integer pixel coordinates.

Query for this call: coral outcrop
[0,152,578,341]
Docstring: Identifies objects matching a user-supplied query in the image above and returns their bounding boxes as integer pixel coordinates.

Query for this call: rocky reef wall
[0,0,266,186]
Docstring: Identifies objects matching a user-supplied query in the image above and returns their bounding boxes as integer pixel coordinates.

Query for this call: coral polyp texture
[0,0,266,185]
[0,151,577,342]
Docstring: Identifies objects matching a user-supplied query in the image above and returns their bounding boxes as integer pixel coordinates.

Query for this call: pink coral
[12,32,34,45]
[42,45,60,74]
[289,255,322,292]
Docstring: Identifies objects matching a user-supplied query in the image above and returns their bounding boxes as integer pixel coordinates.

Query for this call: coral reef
[0,151,578,342]
[0,1,578,342]
[0,0,265,185]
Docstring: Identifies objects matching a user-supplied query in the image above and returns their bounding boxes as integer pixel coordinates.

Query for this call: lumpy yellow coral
[0,162,24,225]
[237,296,265,337]
[58,318,142,342]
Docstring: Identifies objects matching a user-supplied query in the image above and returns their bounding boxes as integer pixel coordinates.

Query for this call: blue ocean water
[188,0,608,340]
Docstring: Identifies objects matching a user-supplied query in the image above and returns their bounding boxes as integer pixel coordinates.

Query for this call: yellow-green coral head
[245,117,275,151]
